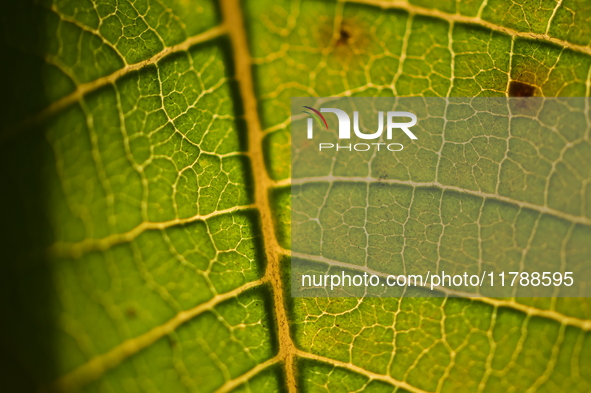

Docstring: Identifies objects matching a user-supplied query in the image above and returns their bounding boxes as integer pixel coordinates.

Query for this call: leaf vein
[285,176,591,226]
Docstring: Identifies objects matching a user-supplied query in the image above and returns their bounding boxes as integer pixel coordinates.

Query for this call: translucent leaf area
[0,0,590,392]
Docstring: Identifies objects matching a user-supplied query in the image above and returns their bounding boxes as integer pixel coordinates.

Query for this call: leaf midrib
[219,0,298,391]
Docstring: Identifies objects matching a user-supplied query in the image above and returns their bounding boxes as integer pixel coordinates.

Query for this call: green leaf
[1,0,590,392]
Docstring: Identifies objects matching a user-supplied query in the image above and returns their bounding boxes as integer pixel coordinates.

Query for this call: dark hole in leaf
[508,80,536,97]
[336,26,351,46]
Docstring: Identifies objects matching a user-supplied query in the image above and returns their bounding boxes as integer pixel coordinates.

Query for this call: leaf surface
[0,0,590,392]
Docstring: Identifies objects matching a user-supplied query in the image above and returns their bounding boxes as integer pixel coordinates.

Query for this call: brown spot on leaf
[318,17,370,61]
[125,307,137,319]
[508,80,537,97]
